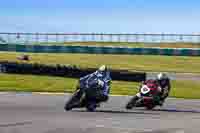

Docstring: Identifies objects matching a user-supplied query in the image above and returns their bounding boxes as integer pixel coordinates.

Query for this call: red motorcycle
[126,79,162,110]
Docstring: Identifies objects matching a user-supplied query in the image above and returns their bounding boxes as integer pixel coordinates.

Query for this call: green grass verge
[0,73,200,99]
[0,73,138,95]
[0,52,200,73]
[34,42,200,48]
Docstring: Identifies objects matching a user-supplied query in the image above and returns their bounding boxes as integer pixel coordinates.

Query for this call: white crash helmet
[98,65,107,72]
[96,65,107,76]
[157,73,168,80]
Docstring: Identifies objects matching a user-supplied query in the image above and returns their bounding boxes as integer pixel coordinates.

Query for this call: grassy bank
[0,52,200,73]
[0,73,200,99]
[64,42,200,48]
[35,42,200,48]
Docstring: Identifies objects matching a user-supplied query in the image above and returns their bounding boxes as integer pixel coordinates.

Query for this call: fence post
[118,34,121,42]
[36,33,39,44]
[64,34,68,42]
[199,35,200,43]
[135,34,138,43]
[110,34,113,42]
[92,33,95,41]
[46,34,48,43]
[56,33,58,42]
[179,35,183,42]
[2,32,200,44]
[161,33,165,42]
[82,34,86,42]
[100,33,103,42]
[25,34,29,44]
[7,33,10,43]
[126,34,129,42]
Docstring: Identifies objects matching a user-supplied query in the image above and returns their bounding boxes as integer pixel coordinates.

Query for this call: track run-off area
[0,93,199,133]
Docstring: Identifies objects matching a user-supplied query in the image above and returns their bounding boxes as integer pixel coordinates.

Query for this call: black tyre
[126,96,138,110]
[86,103,96,112]
[126,102,133,110]
[64,104,73,111]
[64,97,76,111]
[145,104,155,110]
[64,90,81,111]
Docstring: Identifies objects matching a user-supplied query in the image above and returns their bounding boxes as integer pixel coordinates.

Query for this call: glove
[98,79,104,88]
[158,86,162,92]
[163,88,169,97]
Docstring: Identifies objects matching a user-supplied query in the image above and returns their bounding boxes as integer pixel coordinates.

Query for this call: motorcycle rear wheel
[145,104,155,110]
[86,104,96,112]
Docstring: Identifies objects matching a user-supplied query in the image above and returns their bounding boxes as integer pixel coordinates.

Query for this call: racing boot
[95,95,108,108]
[158,97,166,106]
[96,103,101,108]
[158,100,164,106]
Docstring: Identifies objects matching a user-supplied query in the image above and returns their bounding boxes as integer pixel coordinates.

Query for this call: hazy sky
[0,0,200,33]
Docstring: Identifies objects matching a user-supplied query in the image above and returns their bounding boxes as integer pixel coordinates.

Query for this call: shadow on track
[0,121,33,127]
[71,109,160,115]
[153,108,200,114]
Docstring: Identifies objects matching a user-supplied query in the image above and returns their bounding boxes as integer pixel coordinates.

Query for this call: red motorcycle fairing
[126,79,161,110]
[143,96,154,104]
[141,80,160,96]
[140,80,161,109]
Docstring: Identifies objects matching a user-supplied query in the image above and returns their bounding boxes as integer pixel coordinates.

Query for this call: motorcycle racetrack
[0,93,200,133]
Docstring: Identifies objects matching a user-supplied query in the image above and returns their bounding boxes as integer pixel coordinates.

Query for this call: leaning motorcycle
[64,77,105,112]
[126,80,162,110]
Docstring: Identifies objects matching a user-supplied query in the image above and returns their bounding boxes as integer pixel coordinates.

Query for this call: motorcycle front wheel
[126,96,138,109]
[64,90,82,111]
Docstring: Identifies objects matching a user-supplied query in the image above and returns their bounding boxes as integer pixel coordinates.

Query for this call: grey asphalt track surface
[0,93,200,133]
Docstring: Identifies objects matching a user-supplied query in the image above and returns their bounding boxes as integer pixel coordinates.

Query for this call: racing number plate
[141,85,150,94]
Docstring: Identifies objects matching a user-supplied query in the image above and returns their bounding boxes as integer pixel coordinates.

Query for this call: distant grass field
[0,52,200,73]
[64,42,200,48]
[0,73,200,99]
[34,42,200,48]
